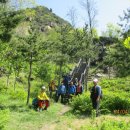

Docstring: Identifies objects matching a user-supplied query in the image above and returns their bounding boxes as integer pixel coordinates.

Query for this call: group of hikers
[49,76,84,103]
[33,75,102,117]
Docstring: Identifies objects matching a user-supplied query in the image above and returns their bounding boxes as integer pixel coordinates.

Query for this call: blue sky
[36,0,130,34]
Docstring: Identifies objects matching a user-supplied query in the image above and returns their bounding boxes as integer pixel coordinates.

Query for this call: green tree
[106,40,130,77]
[47,24,74,85]
[119,8,130,38]
[102,8,130,77]
[102,23,121,38]
[98,35,119,78]
[18,29,41,105]
[80,0,99,90]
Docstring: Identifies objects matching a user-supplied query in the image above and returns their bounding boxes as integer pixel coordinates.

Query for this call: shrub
[81,120,130,130]
[70,90,130,115]
[100,93,130,114]
[0,109,10,130]
[9,89,26,100]
[0,82,8,92]
[70,93,92,115]
[100,78,130,91]
[100,120,130,130]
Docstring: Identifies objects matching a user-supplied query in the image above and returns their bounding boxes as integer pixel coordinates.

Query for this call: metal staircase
[70,59,87,84]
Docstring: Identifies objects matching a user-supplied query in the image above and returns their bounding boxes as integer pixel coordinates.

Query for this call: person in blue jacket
[63,74,71,92]
[56,82,66,103]
[68,81,76,99]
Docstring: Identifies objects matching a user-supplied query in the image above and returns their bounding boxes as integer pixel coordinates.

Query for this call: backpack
[100,89,103,99]
[32,98,38,108]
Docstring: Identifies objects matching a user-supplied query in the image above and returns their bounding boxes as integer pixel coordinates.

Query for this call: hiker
[56,82,66,103]
[48,80,57,98]
[74,77,78,88]
[90,78,102,117]
[68,81,76,99]
[37,86,49,112]
[63,74,71,92]
[76,81,83,95]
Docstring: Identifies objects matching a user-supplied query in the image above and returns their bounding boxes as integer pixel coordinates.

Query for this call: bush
[0,82,8,92]
[70,93,92,115]
[100,78,130,91]
[70,90,130,115]
[100,93,130,114]
[9,89,26,100]
[0,109,10,130]
[100,120,130,130]
[81,120,130,130]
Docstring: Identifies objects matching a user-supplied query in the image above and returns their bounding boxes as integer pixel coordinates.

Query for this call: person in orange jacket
[49,80,57,98]
[37,86,49,112]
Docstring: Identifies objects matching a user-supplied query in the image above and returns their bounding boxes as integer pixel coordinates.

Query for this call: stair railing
[70,58,82,81]
[70,66,77,80]
[76,58,82,73]
[80,65,87,83]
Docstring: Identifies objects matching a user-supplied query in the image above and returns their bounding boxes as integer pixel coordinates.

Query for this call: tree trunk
[86,0,93,36]
[26,53,33,105]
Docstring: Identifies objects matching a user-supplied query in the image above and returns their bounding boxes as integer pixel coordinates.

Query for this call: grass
[0,75,130,130]
[0,98,130,130]
[5,103,62,130]
[3,101,130,130]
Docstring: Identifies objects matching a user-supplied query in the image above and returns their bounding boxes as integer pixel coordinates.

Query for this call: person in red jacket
[37,86,49,112]
[76,81,83,95]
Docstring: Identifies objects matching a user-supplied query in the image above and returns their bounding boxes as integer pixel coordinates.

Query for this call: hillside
[32,6,71,32]
[0,5,72,41]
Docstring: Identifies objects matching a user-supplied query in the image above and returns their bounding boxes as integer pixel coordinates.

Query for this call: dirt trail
[57,104,71,116]
[40,104,71,130]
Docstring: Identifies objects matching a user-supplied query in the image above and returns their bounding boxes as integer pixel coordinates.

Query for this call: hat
[93,78,98,83]
[41,86,46,90]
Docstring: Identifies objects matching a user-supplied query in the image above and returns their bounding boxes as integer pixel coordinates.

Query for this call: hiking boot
[37,108,43,112]
[43,107,47,110]
[39,108,43,112]
[37,108,40,112]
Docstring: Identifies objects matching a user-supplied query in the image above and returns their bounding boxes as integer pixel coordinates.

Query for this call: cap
[41,86,46,90]
[93,78,98,83]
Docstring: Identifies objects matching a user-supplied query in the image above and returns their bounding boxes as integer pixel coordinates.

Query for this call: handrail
[77,58,82,68]
[80,65,87,83]
[69,66,75,76]
[70,58,82,81]
[70,66,77,81]
[76,58,82,73]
